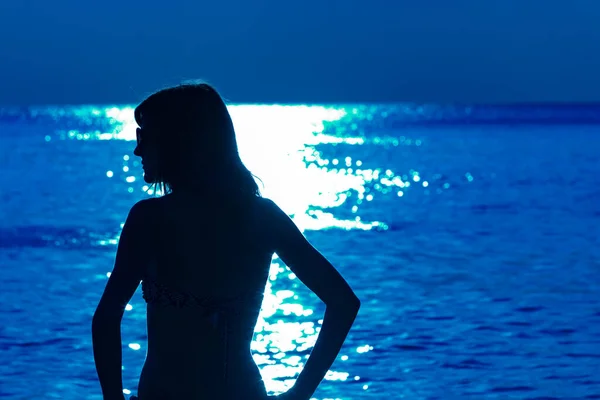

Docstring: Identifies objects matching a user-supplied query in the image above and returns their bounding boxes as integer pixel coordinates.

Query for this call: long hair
[134,83,261,198]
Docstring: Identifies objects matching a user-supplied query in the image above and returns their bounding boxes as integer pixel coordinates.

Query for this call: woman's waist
[146,307,259,336]
[143,347,263,384]
[139,360,267,400]
[146,337,254,362]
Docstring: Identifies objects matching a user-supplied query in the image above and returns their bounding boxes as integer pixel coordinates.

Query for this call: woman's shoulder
[131,196,164,212]
[255,197,291,220]
[253,196,285,220]
[130,194,283,222]
[255,196,280,211]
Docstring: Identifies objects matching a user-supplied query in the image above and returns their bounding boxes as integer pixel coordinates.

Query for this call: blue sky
[1,0,599,105]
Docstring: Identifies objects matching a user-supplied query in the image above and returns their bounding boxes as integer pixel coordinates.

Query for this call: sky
[1,0,600,105]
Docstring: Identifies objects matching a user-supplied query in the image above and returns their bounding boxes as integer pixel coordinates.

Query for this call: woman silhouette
[91,83,361,400]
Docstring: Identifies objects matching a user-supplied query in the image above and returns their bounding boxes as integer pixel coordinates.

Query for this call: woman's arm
[263,199,361,400]
[91,316,127,400]
[287,300,359,400]
[92,199,155,400]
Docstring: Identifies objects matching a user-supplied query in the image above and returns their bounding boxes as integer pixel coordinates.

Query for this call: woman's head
[133,83,260,197]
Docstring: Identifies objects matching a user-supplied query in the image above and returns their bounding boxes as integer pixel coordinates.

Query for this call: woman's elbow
[349,294,361,311]
[328,294,360,313]
[91,309,121,331]
[91,313,105,332]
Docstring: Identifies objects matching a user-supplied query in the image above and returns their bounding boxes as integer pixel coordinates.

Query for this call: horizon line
[2,100,600,108]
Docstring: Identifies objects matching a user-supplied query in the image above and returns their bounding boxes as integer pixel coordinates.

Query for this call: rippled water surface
[1,104,599,399]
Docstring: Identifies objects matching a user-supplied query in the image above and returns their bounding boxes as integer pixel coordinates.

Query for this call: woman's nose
[133,145,141,157]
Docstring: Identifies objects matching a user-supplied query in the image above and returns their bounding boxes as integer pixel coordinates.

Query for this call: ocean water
[0,104,599,400]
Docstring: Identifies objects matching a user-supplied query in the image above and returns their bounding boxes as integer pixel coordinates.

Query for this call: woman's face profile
[133,125,159,184]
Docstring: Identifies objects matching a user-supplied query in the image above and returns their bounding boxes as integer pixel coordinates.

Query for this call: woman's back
[137,192,273,399]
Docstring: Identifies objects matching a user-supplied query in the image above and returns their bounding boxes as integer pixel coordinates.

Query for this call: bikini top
[141,276,263,313]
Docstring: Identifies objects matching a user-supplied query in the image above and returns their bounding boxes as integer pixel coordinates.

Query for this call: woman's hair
[134,83,261,198]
